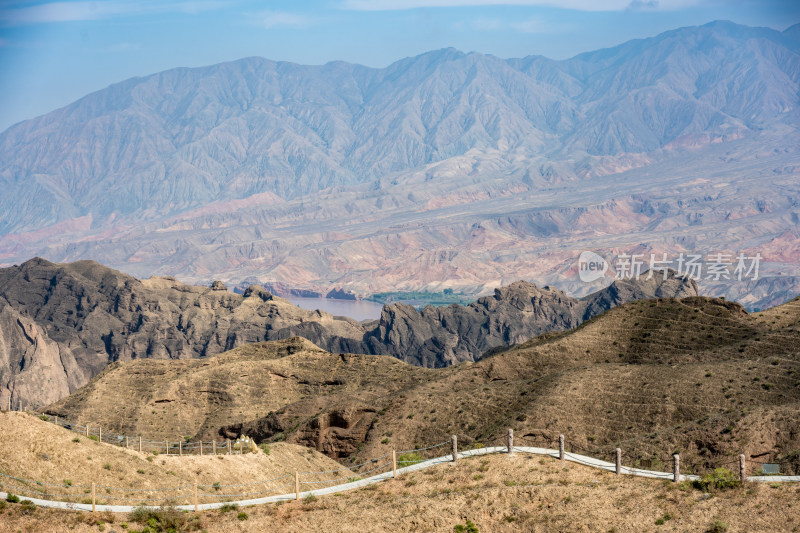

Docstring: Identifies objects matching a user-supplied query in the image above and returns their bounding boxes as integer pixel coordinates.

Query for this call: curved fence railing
[36,414,236,456]
[1,431,798,514]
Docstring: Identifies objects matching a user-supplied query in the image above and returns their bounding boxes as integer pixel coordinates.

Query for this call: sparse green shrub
[304,494,318,504]
[692,469,739,492]
[6,494,19,503]
[259,443,270,455]
[88,435,99,442]
[397,452,424,466]
[39,414,49,421]
[454,519,479,532]
[128,505,199,532]
[381,438,390,445]
[237,511,248,521]
[706,520,728,533]
[63,479,72,487]
[20,499,35,512]
[212,482,221,491]
[219,503,238,513]
[103,462,111,470]
[72,437,80,443]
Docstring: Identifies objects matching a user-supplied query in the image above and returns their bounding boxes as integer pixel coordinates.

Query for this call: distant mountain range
[0,20,798,307]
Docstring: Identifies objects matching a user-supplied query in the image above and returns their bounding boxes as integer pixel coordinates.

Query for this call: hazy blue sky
[0,0,798,131]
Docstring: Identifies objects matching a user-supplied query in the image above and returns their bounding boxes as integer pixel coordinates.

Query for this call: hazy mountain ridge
[0,21,798,308]
[1,21,798,234]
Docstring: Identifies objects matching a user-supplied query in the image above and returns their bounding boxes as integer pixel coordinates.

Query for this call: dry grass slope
[44,296,800,476]
[0,453,798,532]
[46,337,436,457]
[0,411,349,506]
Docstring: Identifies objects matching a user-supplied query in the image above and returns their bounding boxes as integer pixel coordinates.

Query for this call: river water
[283,296,385,321]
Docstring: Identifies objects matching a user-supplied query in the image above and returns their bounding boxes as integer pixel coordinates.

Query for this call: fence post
[200,441,203,456]
[507,428,514,454]
[165,441,168,456]
[739,454,747,482]
[392,450,397,478]
[672,454,680,482]
[91,482,96,513]
[139,437,142,454]
[86,425,89,437]
[451,435,458,462]
[559,434,565,461]
[55,415,58,425]
[213,440,216,455]
[126,436,129,449]
[179,441,182,456]
[193,482,198,512]
[615,448,622,475]
[99,427,102,443]
[295,471,300,501]
[227,439,231,455]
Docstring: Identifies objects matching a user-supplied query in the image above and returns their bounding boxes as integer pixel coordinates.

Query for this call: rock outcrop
[0,302,87,410]
[0,258,698,407]
[359,275,698,367]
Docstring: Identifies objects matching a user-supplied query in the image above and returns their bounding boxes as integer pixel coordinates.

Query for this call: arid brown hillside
[0,411,349,504]
[45,296,800,474]
[0,258,695,409]
[335,295,800,471]
[45,337,437,458]
[2,451,798,533]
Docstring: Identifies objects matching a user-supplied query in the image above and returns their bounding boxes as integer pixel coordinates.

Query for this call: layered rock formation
[361,275,699,366]
[0,258,697,407]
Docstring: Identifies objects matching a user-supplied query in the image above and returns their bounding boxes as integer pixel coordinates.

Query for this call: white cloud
[252,10,315,29]
[465,15,556,33]
[0,1,227,25]
[510,16,548,33]
[342,0,704,11]
[472,17,503,30]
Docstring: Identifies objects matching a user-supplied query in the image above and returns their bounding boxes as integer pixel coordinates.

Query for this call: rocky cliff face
[359,275,698,367]
[0,258,698,407]
[0,302,86,410]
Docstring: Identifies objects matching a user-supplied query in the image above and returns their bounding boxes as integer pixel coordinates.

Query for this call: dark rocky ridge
[360,276,698,367]
[0,258,697,408]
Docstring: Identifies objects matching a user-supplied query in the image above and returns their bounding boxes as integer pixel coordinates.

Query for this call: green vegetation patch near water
[366,289,475,307]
